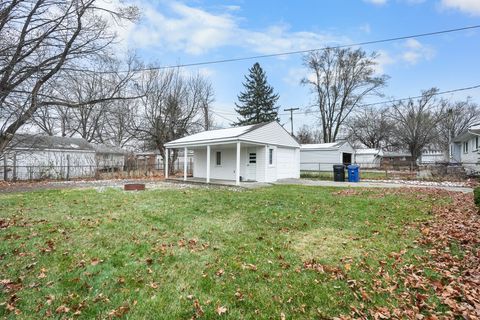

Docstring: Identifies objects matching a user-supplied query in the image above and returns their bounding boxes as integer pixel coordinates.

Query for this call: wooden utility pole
[284,108,299,136]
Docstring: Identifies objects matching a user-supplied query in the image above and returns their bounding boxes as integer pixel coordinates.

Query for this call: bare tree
[346,106,395,149]
[103,99,136,148]
[302,47,388,143]
[0,0,138,155]
[437,99,479,159]
[192,75,215,131]
[295,125,321,144]
[390,88,446,167]
[130,68,213,173]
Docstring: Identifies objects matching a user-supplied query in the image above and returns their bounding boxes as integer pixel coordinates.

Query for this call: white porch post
[206,145,211,183]
[165,148,169,179]
[265,145,269,182]
[236,142,241,186]
[183,147,188,181]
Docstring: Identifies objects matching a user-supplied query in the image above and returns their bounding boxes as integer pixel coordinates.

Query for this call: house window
[475,137,479,150]
[269,148,274,165]
[215,151,222,166]
[464,141,469,153]
[248,153,256,164]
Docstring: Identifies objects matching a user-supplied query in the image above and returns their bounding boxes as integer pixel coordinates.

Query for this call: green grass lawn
[0,185,439,319]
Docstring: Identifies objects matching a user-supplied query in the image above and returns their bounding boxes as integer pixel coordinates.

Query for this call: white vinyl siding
[241,122,298,148]
[275,147,298,180]
[300,142,355,171]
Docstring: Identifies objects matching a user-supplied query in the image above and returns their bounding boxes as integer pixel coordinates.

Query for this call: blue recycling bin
[347,164,360,182]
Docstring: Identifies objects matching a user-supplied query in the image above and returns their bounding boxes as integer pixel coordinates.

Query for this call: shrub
[474,187,480,209]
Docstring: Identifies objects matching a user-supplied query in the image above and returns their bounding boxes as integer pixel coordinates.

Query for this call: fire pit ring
[124,183,146,191]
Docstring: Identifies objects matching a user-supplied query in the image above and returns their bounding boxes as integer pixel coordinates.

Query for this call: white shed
[355,148,383,168]
[164,121,300,185]
[300,141,355,171]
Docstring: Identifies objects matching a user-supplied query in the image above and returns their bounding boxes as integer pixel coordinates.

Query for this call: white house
[1,134,96,180]
[419,149,447,164]
[92,144,127,170]
[355,148,383,168]
[451,125,480,174]
[164,121,300,185]
[135,149,194,171]
[300,141,355,171]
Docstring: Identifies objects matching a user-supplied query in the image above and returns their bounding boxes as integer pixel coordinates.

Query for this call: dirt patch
[291,228,363,262]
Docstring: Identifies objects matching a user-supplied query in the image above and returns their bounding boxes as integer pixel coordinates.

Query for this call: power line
[27,83,480,123]
[210,110,236,123]
[215,83,480,117]
[65,24,480,74]
[289,84,480,116]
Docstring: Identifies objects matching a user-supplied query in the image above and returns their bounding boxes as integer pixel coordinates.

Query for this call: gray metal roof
[91,143,127,155]
[10,134,127,155]
[165,122,271,147]
[11,134,94,151]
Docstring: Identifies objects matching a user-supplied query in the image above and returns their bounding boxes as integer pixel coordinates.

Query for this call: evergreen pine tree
[233,62,280,126]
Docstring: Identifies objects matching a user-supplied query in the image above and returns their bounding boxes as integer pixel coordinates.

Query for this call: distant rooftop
[10,134,127,154]
[91,143,127,155]
[11,134,94,151]
[300,141,346,150]
[355,148,382,155]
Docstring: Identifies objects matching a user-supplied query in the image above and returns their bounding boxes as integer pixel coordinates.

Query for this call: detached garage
[300,141,355,171]
[164,121,300,185]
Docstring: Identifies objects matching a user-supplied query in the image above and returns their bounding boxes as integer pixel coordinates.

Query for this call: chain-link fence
[0,158,193,182]
[300,161,474,180]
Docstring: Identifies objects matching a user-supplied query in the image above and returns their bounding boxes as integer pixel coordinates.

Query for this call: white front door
[245,149,257,181]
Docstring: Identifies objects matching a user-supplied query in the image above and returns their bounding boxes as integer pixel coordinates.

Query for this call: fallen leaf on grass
[91,258,101,266]
[55,305,70,314]
[108,304,130,318]
[193,299,204,317]
[243,263,257,271]
[215,305,227,315]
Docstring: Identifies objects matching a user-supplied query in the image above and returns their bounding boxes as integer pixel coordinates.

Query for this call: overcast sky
[113,0,480,130]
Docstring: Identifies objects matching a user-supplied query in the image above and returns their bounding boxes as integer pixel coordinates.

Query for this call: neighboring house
[1,134,96,180]
[300,141,355,171]
[135,149,194,171]
[419,149,447,164]
[380,151,413,168]
[164,121,300,185]
[355,148,383,168]
[451,124,480,174]
[91,144,127,170]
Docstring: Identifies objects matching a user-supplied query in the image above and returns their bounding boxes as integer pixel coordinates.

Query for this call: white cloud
[283,67,310,86]
[374,50,396,74]
[363,0,426,5]
[124,2,348,56]
[401,39,435,64]
[359,23,371,34]
[363,0,387,5]
[440,0,480,15]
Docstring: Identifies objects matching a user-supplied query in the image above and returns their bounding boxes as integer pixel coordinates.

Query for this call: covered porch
[165,141,269,186]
